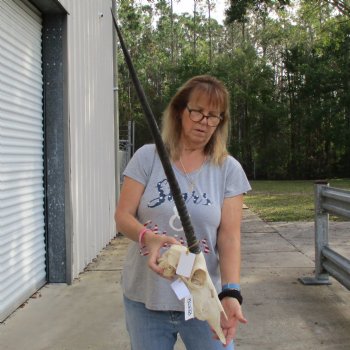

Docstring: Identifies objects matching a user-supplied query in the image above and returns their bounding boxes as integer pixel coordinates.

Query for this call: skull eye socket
[191,269,207,286]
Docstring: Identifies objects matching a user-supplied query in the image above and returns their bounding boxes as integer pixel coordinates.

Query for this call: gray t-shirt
[122,144,251,311]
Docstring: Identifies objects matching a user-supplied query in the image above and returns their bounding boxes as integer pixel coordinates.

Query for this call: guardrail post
[299,180,331,285]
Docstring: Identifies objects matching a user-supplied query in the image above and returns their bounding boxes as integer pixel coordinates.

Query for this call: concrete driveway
[0,210,349,350]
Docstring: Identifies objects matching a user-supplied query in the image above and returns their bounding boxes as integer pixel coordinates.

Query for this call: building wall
[0,0,46,321]
[60,0,116,277]
[1,0,116,320]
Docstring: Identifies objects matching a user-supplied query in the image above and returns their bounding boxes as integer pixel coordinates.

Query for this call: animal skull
[158,245,227,344]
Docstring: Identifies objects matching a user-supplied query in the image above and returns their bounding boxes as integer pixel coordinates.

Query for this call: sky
[172,0,227,24]
[137,0,228,24]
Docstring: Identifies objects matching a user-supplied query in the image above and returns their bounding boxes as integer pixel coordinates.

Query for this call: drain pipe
[112,0,120,204]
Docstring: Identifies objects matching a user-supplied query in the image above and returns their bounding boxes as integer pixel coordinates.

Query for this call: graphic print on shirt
[148,178,212,208]
[140,178,214,256]
[139,219,212,256]
[169,206,183,232]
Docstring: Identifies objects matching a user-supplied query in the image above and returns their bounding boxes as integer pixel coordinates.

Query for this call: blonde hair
[161,75,230,165]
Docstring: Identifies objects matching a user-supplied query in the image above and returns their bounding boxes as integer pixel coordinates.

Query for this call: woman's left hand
[213,297,248,347]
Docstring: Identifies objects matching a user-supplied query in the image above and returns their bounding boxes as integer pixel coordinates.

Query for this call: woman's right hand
[143,231,179,276]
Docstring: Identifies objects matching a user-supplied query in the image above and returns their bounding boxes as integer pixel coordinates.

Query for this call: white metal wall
[0,0,45,320]
[61,0,116,278]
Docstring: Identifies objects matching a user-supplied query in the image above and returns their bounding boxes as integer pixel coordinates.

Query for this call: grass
[244,179,350,222]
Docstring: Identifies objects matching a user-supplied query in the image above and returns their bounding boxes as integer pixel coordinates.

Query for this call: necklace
[179,156,206,192]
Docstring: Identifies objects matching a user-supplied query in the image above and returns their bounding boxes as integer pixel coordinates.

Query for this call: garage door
[0,0,46,321]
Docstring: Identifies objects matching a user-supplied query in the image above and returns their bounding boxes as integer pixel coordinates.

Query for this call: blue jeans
[123,296,234,350]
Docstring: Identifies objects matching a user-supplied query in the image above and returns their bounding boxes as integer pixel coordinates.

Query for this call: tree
[225,0,291,24]
[116,0,350,179]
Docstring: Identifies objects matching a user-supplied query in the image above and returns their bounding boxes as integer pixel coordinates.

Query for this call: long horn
[111,10,200,254]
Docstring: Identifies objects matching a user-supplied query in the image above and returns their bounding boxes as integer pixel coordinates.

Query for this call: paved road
[0,210,349,349]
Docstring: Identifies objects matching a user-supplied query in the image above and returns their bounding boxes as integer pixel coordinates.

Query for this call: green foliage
[116,0,350,179]
[225,0,291,24]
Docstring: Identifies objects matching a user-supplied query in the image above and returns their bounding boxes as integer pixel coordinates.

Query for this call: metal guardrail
[300,181,350,290]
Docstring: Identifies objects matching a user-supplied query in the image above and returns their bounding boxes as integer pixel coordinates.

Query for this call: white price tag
[184,295,194,320]
[171,279,191,300]
[176,251,196,278]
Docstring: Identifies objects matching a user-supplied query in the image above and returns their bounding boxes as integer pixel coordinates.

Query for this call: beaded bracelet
[138,228,151,248]
[218,289,243,305]
[138,228,152,256]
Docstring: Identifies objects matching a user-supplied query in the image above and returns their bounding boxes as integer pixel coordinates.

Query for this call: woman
[115,75,251,350]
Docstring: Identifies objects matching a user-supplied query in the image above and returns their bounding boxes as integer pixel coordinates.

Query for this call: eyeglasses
[186,106,223,127]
